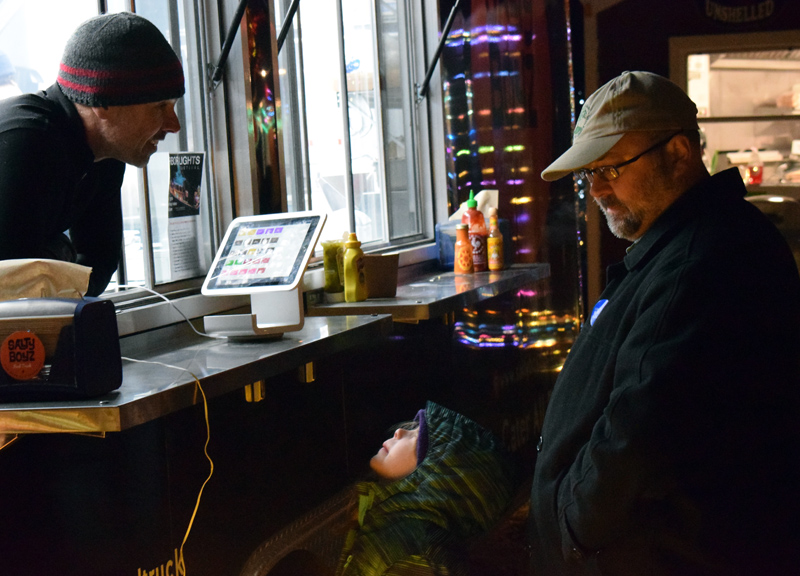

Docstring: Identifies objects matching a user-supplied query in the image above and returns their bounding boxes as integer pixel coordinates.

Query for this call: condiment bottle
[343,232,368,302]
[461,190,488,272]
[745,148,763,186]
[321,239,344,293]
[454,223,474,274]
[487,207,504,271]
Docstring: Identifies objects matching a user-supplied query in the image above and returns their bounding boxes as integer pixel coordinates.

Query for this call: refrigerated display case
[671,31,800,271]
[671,31,800,195]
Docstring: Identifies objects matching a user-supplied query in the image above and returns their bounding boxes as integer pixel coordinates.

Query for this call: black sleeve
[0,128,65,260]
[71,159,126,296]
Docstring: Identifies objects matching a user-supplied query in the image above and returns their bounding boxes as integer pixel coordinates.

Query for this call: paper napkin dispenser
[0,298,122,401]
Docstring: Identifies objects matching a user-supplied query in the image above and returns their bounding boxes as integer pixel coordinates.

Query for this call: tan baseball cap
[541,71,699,182]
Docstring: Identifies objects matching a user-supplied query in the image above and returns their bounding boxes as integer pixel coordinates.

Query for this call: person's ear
[668,132,693,164]
[91,106,113,121]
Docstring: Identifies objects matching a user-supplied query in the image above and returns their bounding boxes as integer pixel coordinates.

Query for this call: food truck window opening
[0,0,442,334]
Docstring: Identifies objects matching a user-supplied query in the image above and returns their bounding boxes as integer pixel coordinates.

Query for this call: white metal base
[203,288,304,340]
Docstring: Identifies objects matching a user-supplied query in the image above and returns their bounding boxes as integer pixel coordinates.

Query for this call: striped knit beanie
[57,12,184,107]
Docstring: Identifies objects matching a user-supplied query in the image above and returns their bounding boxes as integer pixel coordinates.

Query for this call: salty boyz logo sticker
[1,331,45,380]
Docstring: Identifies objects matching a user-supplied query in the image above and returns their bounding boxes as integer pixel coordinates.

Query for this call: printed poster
[168,153,204,280]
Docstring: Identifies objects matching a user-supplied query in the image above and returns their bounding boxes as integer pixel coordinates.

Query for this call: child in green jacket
[336,401,515,576]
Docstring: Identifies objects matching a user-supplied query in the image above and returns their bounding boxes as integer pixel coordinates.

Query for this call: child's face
[370,427,419,480]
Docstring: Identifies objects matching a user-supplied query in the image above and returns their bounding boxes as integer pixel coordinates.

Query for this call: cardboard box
[364,254,399,298]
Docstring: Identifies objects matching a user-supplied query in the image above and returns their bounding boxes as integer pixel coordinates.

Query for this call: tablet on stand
[201,211,326,339]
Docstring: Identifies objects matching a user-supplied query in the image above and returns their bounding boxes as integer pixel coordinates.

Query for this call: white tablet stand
[203,287,304,339]
[201,211,326,340]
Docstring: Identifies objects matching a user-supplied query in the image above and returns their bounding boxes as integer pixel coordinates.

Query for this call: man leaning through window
[0,12,184,296]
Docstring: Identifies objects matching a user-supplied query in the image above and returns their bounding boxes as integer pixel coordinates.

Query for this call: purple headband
[414,408,429,464]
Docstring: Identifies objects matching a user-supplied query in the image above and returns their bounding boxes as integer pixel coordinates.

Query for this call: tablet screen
[202,213,324,293]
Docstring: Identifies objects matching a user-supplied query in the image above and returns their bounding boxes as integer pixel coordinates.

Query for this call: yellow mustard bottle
[487,207,504,271]
[343,232,368,302]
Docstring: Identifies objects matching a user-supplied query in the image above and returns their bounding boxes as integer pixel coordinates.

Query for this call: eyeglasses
[576,132,681,184]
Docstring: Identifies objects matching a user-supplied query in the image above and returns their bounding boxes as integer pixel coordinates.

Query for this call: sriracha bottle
[461,191,488,272]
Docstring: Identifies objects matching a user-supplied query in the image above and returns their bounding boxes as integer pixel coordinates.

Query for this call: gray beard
[595,196,643,241]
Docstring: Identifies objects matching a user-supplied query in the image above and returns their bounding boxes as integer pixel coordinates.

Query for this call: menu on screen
[203,213,322,293]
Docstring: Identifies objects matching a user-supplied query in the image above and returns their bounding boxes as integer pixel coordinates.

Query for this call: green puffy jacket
[336,401,515,576]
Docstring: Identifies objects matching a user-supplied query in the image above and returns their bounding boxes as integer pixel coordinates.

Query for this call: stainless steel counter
[0,314,392,435]
[0,264,549,435]
[307,264,550,322]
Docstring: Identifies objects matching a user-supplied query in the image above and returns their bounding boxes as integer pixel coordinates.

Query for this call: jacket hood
[383,401,514,534]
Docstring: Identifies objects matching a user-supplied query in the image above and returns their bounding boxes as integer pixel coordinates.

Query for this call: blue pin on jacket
[590,299,609,326]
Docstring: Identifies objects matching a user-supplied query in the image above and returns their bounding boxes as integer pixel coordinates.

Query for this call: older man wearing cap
[530,71,800,575]
[0,12,184,296]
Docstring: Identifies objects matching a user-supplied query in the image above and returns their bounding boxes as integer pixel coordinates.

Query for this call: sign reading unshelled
[701,0,779,24]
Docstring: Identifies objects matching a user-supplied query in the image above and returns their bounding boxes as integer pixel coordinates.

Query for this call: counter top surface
[308,264,549,321]
[0,264,549,435]
[0,314,392,434]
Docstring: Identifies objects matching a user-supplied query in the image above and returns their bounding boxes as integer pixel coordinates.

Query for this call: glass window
[0,1,97,97]
[135,0,214,287]
[375,0,422,240]
[274,0,424,246]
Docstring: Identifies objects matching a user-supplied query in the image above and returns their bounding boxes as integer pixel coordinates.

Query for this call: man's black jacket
[0,83,125,296]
